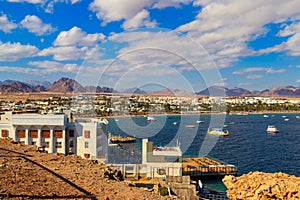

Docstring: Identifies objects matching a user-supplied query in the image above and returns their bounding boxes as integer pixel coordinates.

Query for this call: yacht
[266,125,279,133]
[207,128,229,136]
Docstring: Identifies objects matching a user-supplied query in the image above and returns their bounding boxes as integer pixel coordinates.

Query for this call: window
[17,130,25,138]
[31,141,36,146]
[54,130,63,138]
[69,130,74,137]
[55,142,62,148]
[1,130,8,137]
[30,130,38,138]
[84,130,90,138]
[69,140,74,148]
[42,130,50,138]
[84,141,89,148]
[44,141,49,148]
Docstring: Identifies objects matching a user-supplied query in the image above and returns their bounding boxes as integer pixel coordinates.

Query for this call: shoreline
[103,111,300,119]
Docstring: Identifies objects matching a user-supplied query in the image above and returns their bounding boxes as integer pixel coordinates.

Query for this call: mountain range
[0,77,299,97]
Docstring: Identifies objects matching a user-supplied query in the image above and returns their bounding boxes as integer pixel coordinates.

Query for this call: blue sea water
[107,113,300,177]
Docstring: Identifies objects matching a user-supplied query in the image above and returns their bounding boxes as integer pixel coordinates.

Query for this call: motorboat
[207,128,229,136]
[266,125,279,133]
[147,116,156,121]
[186,125,195,128]
[196,120,204,123]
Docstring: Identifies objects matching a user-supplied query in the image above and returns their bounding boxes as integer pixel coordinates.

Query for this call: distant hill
[84,86,115,93]
[0,77,299,97]
[46,77,86,93]
[121,87,147,94]
[260,86,300,97]
[148,88,194,96]
[0,81,41,94]
[26,80,51,88]
[196,85,300,97]
[0,78,115,94]
[149,88,175,96]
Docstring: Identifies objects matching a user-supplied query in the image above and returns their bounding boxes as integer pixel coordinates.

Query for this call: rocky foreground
[223,171,300,200]
[0,138,162,200]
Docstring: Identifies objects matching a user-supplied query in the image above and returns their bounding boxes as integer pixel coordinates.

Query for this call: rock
[223,172,300,200]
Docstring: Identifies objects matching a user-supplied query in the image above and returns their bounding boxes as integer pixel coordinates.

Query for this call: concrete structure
[108,139,183,179]
[0,112,108,160]
[141,138,182,178]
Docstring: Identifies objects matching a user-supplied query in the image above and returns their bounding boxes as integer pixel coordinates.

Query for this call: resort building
[0,112,108,160]
[141,138,182,178]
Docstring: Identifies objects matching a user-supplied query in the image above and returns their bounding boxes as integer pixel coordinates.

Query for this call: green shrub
[159,187,168,196]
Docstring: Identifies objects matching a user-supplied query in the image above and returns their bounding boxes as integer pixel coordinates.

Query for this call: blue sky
[0,0,300,92]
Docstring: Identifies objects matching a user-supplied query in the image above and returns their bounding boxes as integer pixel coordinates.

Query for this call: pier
[109,134,136,143]
[182,157,238,177]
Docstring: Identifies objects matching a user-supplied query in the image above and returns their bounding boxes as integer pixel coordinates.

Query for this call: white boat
[147,116,156,121]
[207,128,229,136]
[266,125,279,133]
[263,115,269,118]
[284,118,290,121]
[196,120,204,123]
[173,122,178,125]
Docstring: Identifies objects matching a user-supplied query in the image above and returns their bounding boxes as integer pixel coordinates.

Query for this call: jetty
[182,157,238,177]
[109,134,137,143]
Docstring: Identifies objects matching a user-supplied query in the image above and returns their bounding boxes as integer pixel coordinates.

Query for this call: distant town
[1,93,300,117]
[0,77,299,116]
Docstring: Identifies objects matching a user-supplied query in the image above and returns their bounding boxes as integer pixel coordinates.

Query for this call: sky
[0,0,300,92]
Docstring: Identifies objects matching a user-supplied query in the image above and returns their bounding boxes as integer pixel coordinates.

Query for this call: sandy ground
[0,138,163,200]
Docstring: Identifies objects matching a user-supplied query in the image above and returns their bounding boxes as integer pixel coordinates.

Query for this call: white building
[0,112,108,160]
[141,138,182,178]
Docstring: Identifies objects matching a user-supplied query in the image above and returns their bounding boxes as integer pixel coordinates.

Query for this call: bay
[107,113,300,176]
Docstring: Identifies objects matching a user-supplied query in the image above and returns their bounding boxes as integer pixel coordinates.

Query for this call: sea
[107,113,300,192]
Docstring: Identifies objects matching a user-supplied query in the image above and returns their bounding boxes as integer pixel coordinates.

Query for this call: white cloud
[28,60,79,73]
[238,82,251,87]
[0,61,79,75]
[7,0,46,3]
[54,26,105,47]
[0,66,40,74]
[296,80,300,83]
[122,9,156,30]
[108,30,212,71]
[89,0,191,28]
[21,15,55,36]
[0,42,39,61]
[38,46,90,61]
[70,0,81,4]
[7,0,81,13]
[259,21,300,56]
[89,0,151,24]
[246,74,263,79]
[152,0,192,9]
[78,30,224,89]
[0,14,18,33]
[233,67,286,75]
[177,0,300,67]
[40,27,105,61]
